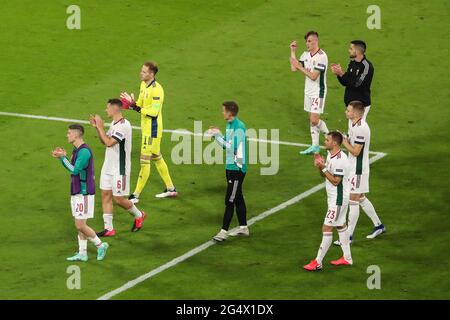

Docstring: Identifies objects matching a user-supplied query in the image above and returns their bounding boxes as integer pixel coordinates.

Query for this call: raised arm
[90,115,118,147]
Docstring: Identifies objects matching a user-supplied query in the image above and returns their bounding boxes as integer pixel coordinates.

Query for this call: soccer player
[207,101,248,242]
[51,124,109,262]
[334,101,385,246]
[120,61,177,202]
[89,99,146,236]
[303,132,353,271]
[331,40,374,125]
[290,31,329,155]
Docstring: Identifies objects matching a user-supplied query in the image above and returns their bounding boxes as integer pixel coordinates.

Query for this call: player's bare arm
[91,115,118,147]
[342,137,363,156]
[290,57,320,80]
[314,158,342,186]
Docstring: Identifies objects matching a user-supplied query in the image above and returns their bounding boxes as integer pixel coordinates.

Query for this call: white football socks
[338,226,352,262]
[310,124,320,146]
[88,236,102,248]
[347,200,360,237]
[316,231,333,265]
[360,197,382,226]
[78,235,87,256]
[317,119,329,134]
[127,204,143,218]
[103,213,113,231]
[311,120,329,146]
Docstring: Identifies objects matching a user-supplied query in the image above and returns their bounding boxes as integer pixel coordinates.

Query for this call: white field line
[0,111,387,299]
[0,111,386,156]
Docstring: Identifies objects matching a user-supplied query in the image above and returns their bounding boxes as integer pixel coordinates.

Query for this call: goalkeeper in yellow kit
[120,62,177,202]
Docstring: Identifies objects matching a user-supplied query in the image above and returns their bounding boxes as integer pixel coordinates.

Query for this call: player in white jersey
[303,132,353,271]
[335,101,385,246]
[89,99,147,236]
[290,31,329,155]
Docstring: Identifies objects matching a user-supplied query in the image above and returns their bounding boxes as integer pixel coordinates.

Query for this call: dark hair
[351,40,366,53]
[68,124,84,136]
[108,98,123,108]
[327,131,343,145]
[222,101,239,116]
[348,100,365,114]
[143,61,158,75]
[304,31,319,40]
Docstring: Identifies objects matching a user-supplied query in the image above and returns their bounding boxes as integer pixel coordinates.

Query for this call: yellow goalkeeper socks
[134,159,151,195]
[153,156,174,189]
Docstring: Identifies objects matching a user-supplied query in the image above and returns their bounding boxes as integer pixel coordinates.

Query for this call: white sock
[360,197,382,226]
[310,124,320,146]
[78,235,87,256]
[127,204,143,218]
[338,226,352,262]
[103,213,114,231]
[88,236,102,248]
[317,120,329,134]
[315,231,332,265]
[347,201,360,237]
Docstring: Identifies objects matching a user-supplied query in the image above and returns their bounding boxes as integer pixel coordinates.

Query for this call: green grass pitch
[0,0,449,299]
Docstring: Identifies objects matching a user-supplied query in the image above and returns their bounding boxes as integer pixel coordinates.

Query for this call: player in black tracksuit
[331,40,374,121]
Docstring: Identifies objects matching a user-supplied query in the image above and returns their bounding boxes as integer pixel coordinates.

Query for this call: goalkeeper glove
[120,98,141,113]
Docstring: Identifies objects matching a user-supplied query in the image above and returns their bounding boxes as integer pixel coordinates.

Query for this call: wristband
[321,168,328,173]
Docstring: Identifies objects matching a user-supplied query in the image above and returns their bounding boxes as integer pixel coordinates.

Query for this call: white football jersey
[347,118,371,175]
[325,150,350,207]
[299,49,328,97]
[101,118,132,176]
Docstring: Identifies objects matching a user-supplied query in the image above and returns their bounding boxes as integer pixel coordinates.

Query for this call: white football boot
[155,188,178,198]
[229,226,250,237]
[213,229,229,242]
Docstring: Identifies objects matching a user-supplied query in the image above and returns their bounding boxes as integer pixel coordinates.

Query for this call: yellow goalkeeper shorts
[141,134,161,156]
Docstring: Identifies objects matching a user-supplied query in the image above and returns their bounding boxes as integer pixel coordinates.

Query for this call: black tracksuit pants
[222,169,247,230]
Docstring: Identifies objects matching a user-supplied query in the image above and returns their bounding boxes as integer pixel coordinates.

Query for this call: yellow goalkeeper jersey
[135,79,164,137]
